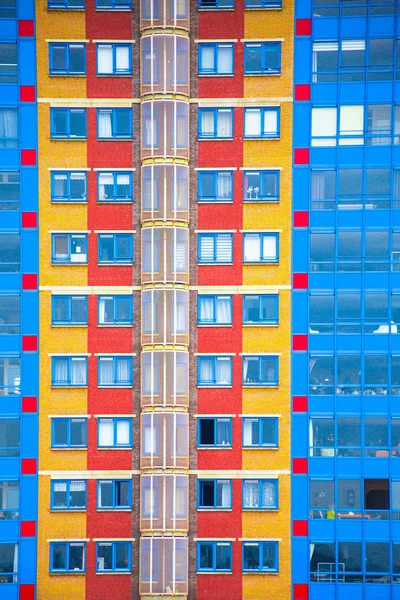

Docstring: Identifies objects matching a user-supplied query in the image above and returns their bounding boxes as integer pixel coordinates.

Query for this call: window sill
[50,138,87,141]
[51,385,88,389]
[198,263,233,266]
[197,324,233,328]
[198,200,233,204]
[52,263,88,266]
[198,8,235,10]
[244,137,280,141]
[197,446,232,450]
[244,7,282,10]
[243,508,278,512]
[197,508,232,511]
[96,74,132,77]
[49,74,86,77]
[97,324,133,328]
[52,324,88,328]
[243,384,279,388]
[98,201,133,204]
[97,263,133,267]
[51,509,86,512]
[197,385,233,389]
[199,138,234,141]
[198,74,234,77]
[51,201,88,204]
[96,571,131,575]
[242,571,279,575]
[51,447,88,451]
[243,262,279,265]
[242,323,278,327]
[242,446,279,450]
[97,385,133,389]
[97,447,132,451]
[50,571,86,576]
[48,8,86,11]
[97,138,132,142]
[96,508,132,512]
[243,199,279,204]
[244,73,281,77]
[197,571,233,575]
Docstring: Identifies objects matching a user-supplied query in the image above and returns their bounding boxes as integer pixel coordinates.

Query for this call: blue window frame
[51,480,87,510]
[0,418,19,456]
[198,43,234,75]
[98,356,133,386]
[245,0,281,6]
[52,233,88,264]
[197,541,232,572]
[0,357,20,396]
[96,0,131,7]
[51,418,88,448]
[243,170,279,201]
[50,542,86,573]
[243,295,278,325]
[242,541,278,572]
[198,295,232,325]
[98,233,133,264]
[48,0,85,7]
[242,480,278,509]
[244,42,281,74]
[197,479,232,509]
[0,480,19,518]
[52,356,88,387]
[98,171,133,202]
[96,44,132,75]
[198,0,234,7]
[243,232,279,263]
[97,479,132,509]
[52,295,88,325]
[198,108,233,139]
[0,43,17,84]
[97,542,131,572]
[51,171,87,203]
[243,356,278,386]
[49,43,85,75]
[98,295,132,325]
[198,171,233,202]
[197,356,232,386]
[98,417,132,448]
[97,108,132,139]
[0,171,19,211]
[198,233,233,263]
[244,107,280,138]
[0,294,20,335]
[0,108,18,147]
[243,417,278,447]
[50,108,87,139]
[198,417,232,447]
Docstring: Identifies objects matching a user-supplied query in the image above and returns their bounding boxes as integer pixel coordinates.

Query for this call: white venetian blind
[262,235,277,260]
[199,235,214,261]
[216,234,232,262]
[244,234,260,262]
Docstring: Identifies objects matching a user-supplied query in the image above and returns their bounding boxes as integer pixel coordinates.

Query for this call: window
[0,234,20,272]
[245,0,281,7]
[243,480,277,509]
[198,295,232,325]
[244,42,281,74]
[98,357,133,386]
[309,294,334,334]
[0,295,20,334]
[197,356,232,386]
[244,107,279,138]
[0,543,17,582]
[49,43,85,75]
[52,356,88,386]
[0,357,20,396]
[311,170,336,210]
[0,108,18,147]
[50,542,85,573]
[52,418,87,448]
[0,481,19,519]
[312,42,338,82]
[97,542,131,572]
[50,108,86,139]
[98,172,132,202]
[51,480,86,510]
[243,417,278,447]
[243,356,278,386]
[0,419,19,457]
[0,0,16,17]
[52,296,88,326]
[198,171,233,202]
[309,479,335,519]
[198,233,233,263]
[52,233,88,264]
[98,233,133,264]
[198,0,234,7]
[98,295,132,325]
[98,418,132,448]
[311,105,364,146]
[367,104,391,146]
[0,172,19,211]
[96,0,131,7]
[97,108,132,139]
[197,541,232,572]
[0,44,17,84]
[51,172,87,202]
[243,541,278,572]
[198,480,232,509]
[97,44,131,75]
[198,43,233,75]
[243,295,278,325]
[198,417,232,447]
[48,0,85,7]
[243,233,279,263]
[243,170,279,201]
[97,479,131,509]
[198,108,233,139]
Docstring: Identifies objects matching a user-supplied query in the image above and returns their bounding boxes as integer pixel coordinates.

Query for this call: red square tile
[293,520,308,536]
[293,273,308,289]
[294,148,310,165]
[22,397,37,413]
[22,335,37,352]
[19,584,35,600]
[18,20,34,37]
[21,458,37,475]
[293,458,308,474]
[20,86,35,102]
[296,18,312,36]
[22,212,37,228]
[21,150,36,166]
[295,84,310,101]
[22,274,37,290]
[20,521,36,537]
[294,583,309,600]
[293,396,308,412]
[293,334,308,351]
[294,211,309,228]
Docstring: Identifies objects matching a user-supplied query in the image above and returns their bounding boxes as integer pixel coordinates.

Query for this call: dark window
[0,43,17,83]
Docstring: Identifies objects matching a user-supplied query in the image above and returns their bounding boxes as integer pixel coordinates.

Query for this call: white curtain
[55,358,68,383]
[262,235,277,260]
[245,109,261,137]
[71,358,86,385]
[117,358,130,383]
[199,358,212,383]
[144,486,156,516]
[219,481,231,507]
[312,107,337,143]
[311,171,326,200]
[243,420,255,446]
[340,105,364,136]
[116,46,129,72]
[53,173,67,199]
[201,46,214,70]
[216,297,231,323]
[244,234,260,262]
[244,481,259,507]
[218,45,233,73]
[0,109,18,147]
[99,358,113,385]
[116,420,130,445]
[99,420,113,446]
[200,297,214,322]
[216,419,230,445]
[99,297,108,324]
[201,110,214,135]
[217,173,232,200]
[98,111,112,138]
[97,46,113,74]
[216,357,230,384]
[217,110,232,137]
[262,481,275,506]
[99,173,113,200]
